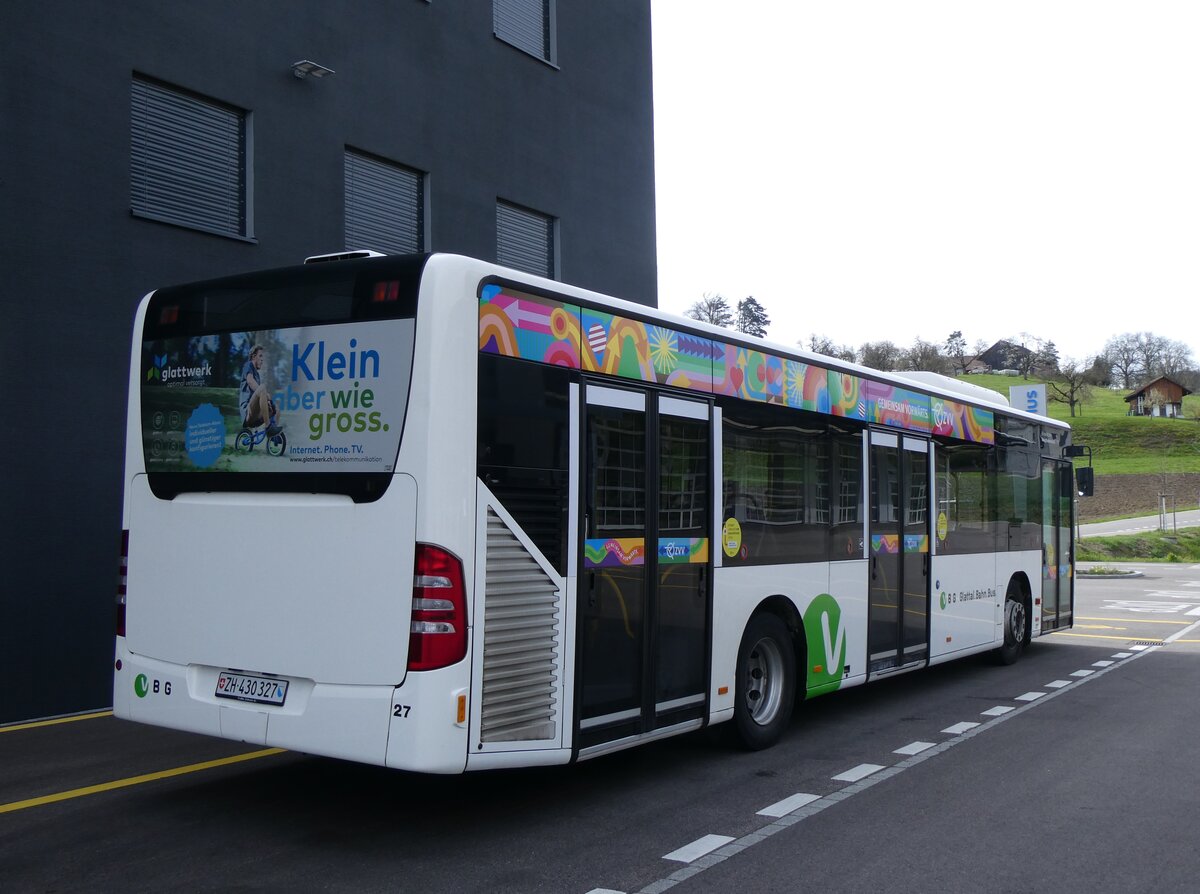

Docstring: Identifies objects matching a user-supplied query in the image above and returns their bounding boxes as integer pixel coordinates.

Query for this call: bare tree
[685,293,733,328]
[1047,358,1093,417]
[1161,339,1195,378]
[1134,332,1169,383]
[860,341,902,371]
[902,338,951,375]
[803,335,857,362]
[1003,334,1047,379]
[1104,333,1142,388]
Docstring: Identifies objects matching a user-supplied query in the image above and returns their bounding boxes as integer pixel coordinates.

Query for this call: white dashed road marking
[757,792,821,818]
[591,646,1154,893]
[663,835,735,864]
[893,741,935,756]
[942,721,979,734]
[832,763,885,782]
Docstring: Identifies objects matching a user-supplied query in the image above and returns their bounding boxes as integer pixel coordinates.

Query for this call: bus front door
[578,385,711,752]
[867,431,930,675]
[1041,459,1074,631]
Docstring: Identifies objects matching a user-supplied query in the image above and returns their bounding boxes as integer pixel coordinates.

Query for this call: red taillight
[116,529,129,637]
[372,280,400,303]
[407,544,467,672]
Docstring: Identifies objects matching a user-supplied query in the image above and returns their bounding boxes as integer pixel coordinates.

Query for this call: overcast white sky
[650,1,1200,366]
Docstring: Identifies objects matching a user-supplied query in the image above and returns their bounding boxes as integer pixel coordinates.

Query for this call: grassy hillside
[961,373,1200,476]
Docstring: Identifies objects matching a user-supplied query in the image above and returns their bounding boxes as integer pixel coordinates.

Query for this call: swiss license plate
[215,671,288,706]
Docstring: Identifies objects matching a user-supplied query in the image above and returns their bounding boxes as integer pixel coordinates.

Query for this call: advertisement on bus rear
[140,320,412,473]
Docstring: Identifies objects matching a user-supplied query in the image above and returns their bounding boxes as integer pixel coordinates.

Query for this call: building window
[497,200,555,278]
[494,0,554,63]
[344,150,425,255]
[130,77,250,239]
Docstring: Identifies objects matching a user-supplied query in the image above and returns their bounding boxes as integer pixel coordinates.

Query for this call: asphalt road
[1080,508,1200,537]
[4,564,1200,893]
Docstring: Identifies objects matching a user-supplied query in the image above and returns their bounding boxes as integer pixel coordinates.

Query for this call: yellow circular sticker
[722,518,742,557]
[937,511,948,541]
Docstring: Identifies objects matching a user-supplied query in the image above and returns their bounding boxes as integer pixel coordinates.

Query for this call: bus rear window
[138,256,425,502]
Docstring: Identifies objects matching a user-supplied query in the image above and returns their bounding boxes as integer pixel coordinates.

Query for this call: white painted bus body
[115,254,1069,772]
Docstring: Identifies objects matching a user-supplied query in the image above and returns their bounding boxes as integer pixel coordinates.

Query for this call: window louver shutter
[497,201,554,279]
[131,79,245,237]
[344,151,424,255]
[494,0,550,60]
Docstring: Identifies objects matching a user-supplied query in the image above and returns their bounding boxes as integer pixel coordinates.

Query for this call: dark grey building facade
[2,1,657,723]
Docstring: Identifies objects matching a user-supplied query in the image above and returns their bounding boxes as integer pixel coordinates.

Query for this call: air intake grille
[481,509,560,742]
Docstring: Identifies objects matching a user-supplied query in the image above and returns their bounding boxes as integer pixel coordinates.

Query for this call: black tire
[996,581,1029,666]
[267,430,287,456]
[733,612,796,750]
[235,429,254,453]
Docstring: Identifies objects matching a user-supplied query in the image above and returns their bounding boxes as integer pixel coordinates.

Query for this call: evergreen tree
[734,295,770,338]
[945,330,967,373]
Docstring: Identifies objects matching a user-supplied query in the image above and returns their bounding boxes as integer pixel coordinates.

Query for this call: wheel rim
[745,636,785,726]
[1006,599,1026,646]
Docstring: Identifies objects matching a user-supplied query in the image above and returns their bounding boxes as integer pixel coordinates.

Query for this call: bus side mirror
[1075,466,1094,497]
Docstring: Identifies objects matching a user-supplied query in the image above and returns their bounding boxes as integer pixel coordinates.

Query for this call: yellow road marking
[1049,632,1163,643]
[1,711,113,734]
[0,748,285,815]
[1074,625,1123,630]
[1076,616,1188,626]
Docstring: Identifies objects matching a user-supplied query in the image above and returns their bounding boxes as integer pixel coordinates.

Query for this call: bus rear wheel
[733,612,795,750]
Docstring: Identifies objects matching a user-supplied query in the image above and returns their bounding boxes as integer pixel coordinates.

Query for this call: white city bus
[114,252,1076,772]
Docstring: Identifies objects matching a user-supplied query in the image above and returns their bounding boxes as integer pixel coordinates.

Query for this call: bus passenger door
[578,385,711,752]
[1041,459,1074,631]
[868,432,930,675]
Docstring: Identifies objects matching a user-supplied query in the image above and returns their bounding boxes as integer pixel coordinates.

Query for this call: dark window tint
[131,77,247,238]
[344,150,424,255]
[831,434,863,558]
[497,200,555,278]
[722,402,834,565]
[478,354,572,572]
[935,442,996,554]
[996,445,1043,551]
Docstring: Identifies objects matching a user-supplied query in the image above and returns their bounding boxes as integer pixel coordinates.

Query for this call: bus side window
[477,353,572,574]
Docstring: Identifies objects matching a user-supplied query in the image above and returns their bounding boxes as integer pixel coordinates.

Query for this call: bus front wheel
[997,582,1029,665]
[733,612,795,750]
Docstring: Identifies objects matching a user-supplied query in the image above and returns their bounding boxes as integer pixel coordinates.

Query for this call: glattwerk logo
[146,354,212,384]
[803,594,846,697]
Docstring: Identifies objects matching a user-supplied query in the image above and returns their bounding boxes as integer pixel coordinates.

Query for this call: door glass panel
[1057,464,1074,625]
[1041,461,1058,628]
[869,443,901,668]
[581,405,646,723]
[656,414,708,712]
[902,446,929,658]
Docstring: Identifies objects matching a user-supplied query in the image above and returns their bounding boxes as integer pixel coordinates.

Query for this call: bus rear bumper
[112,638,466,770]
